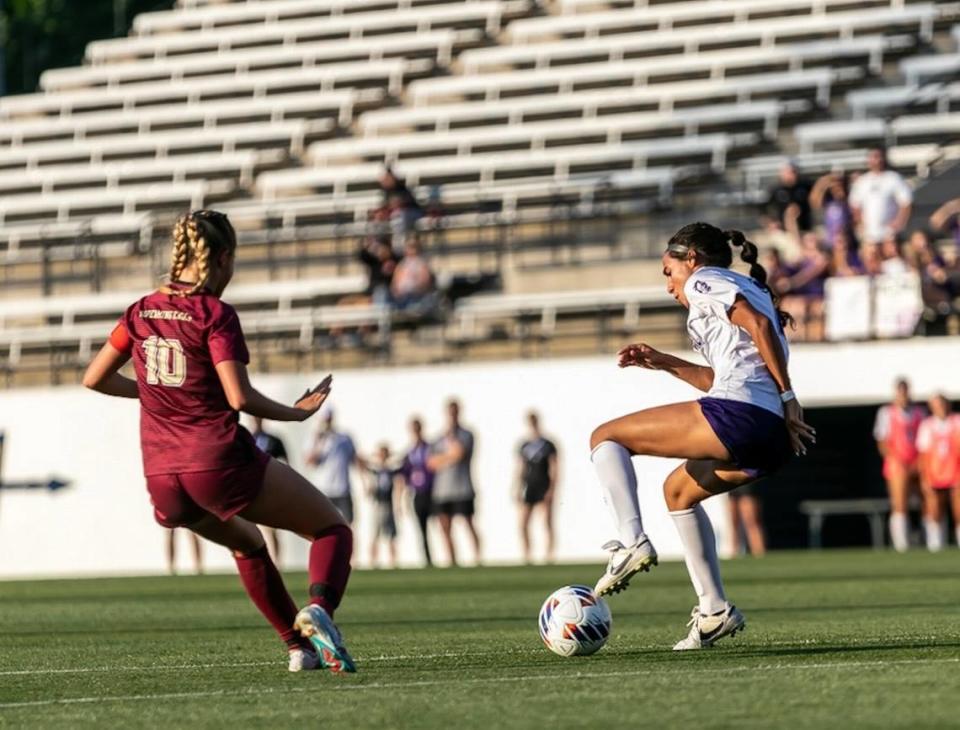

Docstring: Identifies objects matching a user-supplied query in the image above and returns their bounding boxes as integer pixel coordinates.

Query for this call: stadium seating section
[2,0,960,384]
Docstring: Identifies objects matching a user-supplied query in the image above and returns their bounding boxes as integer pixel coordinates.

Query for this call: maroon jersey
[111,284,257,476]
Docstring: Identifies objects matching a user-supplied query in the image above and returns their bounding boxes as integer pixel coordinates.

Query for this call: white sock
[923,519,945,552]
[955,525,960,549]
[889,512,909,552]
[670,505,727,615]
[591,441,646,545]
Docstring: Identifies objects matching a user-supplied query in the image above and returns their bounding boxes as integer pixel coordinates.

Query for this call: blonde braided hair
[166,210,236,297]
[169,215,191,284]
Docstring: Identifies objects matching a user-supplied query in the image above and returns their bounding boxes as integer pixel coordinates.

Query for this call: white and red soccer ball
[538,585,612,657]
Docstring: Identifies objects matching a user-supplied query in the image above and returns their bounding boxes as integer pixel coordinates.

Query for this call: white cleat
[594,538,658,597]
[672,604,746,651]
[287,647,322,672]
[294,604,357,674]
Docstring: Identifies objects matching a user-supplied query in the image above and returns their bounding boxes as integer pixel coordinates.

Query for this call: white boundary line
[0,635,948,677]
[0,658,957,710]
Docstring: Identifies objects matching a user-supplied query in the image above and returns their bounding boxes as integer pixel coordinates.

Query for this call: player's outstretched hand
[617,343,666,370]
[784,398,816,456]
[294,374,333,420]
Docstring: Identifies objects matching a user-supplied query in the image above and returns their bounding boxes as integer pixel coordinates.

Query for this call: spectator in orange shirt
[874,378,926,551]
[917,394,960,551]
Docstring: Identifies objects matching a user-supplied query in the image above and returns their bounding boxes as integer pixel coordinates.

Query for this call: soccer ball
[538,585,612,657]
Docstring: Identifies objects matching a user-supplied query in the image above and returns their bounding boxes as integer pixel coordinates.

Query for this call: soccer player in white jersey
[589,222,815,650]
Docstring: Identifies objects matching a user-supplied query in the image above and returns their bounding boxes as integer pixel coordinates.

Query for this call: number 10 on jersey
[143,336,187,387]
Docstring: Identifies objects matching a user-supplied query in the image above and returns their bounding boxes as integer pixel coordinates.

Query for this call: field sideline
[1,550,958,728]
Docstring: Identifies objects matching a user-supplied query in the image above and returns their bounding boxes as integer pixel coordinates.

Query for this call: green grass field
[2,550,959,729]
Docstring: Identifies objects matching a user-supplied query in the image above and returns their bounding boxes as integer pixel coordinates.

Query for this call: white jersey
[684,266,789,417]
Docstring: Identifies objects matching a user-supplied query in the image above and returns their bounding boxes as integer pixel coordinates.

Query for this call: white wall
[1,337,958,579]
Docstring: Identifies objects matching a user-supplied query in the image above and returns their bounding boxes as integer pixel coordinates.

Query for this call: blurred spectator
[879,234,910,275]
[166,529,202,576]
[761,248,790,292]
[365,444,401,568]
[390,236,438,315]
[358,236,400,306]
[861,242,884,276]
[728,483,766,557]
[930,197,960,246]
[777,232,828,341]
[828,231,865,277]
[304,409,362,524]
[849,146,913,245]
[905,230,956,334]
[916,394,960,552]
[427,399,482,566]
[766,161,812,232]
[251,416,288,562]
[874,378,926,552]
[516,411,558,565]
[400,417,434,567]
[379,166,423,245]
[810,170,855,248]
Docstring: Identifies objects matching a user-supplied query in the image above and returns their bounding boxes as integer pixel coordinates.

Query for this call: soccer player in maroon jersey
[82,210,355,673]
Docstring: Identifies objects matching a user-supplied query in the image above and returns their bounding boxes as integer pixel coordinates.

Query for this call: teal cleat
[294,605,357,674]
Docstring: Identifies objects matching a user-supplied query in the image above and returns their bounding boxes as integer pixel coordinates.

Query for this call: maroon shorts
[146,451,270,527]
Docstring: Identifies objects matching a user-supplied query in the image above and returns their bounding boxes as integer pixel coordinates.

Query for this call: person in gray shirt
[427,399,482,566]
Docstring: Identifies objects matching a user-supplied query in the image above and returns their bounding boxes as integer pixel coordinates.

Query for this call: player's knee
[662,474,693,511]
[589,423,612,451]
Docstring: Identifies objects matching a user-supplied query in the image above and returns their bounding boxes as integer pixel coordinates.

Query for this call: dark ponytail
[666,222,793,330]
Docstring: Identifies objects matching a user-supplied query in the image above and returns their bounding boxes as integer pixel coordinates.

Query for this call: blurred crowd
[227,401,561,570]
[340,167,443,320]
[761,146,960,341]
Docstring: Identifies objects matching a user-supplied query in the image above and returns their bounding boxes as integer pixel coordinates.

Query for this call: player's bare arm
[729,295,816,455]
[617,342,714,392]
[216,360,331,422]
[82,342,139,398]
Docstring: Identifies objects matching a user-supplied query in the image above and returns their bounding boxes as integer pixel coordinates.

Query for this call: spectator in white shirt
[304,409,363,524]
[849,147,913,245]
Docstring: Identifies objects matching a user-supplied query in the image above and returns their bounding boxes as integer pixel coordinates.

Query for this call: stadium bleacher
[2,0,960,384]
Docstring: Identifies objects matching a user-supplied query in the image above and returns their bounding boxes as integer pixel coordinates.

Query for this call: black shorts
[521,482,549,505]
[433,498,474,517]
[331,495,354,524]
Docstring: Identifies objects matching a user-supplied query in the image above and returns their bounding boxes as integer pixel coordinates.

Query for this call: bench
[798,498,891,549]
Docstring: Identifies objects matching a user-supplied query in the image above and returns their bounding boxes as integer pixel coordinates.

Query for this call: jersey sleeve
[207,303,249,366]
[916,420,932,453]
[892,174,913,206]
[108,320,133,355]
[873,406,890,442]
[684,270,742,320]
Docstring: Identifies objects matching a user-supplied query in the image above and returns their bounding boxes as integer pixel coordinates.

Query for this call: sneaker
[672,604,746,651]
[594,538,658,596]
[288,647,322,672]
[294,605,357,674]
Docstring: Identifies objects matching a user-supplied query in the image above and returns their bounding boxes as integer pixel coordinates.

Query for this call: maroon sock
[234,545,302,649]
[308,524,353,618]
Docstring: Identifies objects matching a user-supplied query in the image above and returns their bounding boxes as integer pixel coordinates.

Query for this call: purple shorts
[699,397,792,478]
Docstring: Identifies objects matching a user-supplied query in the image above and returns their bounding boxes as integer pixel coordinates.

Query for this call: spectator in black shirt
[379,167,423,245]
[358,236,400,305]
[767,161,812,233]
[251,416,288,562]
[516,411,559,564]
